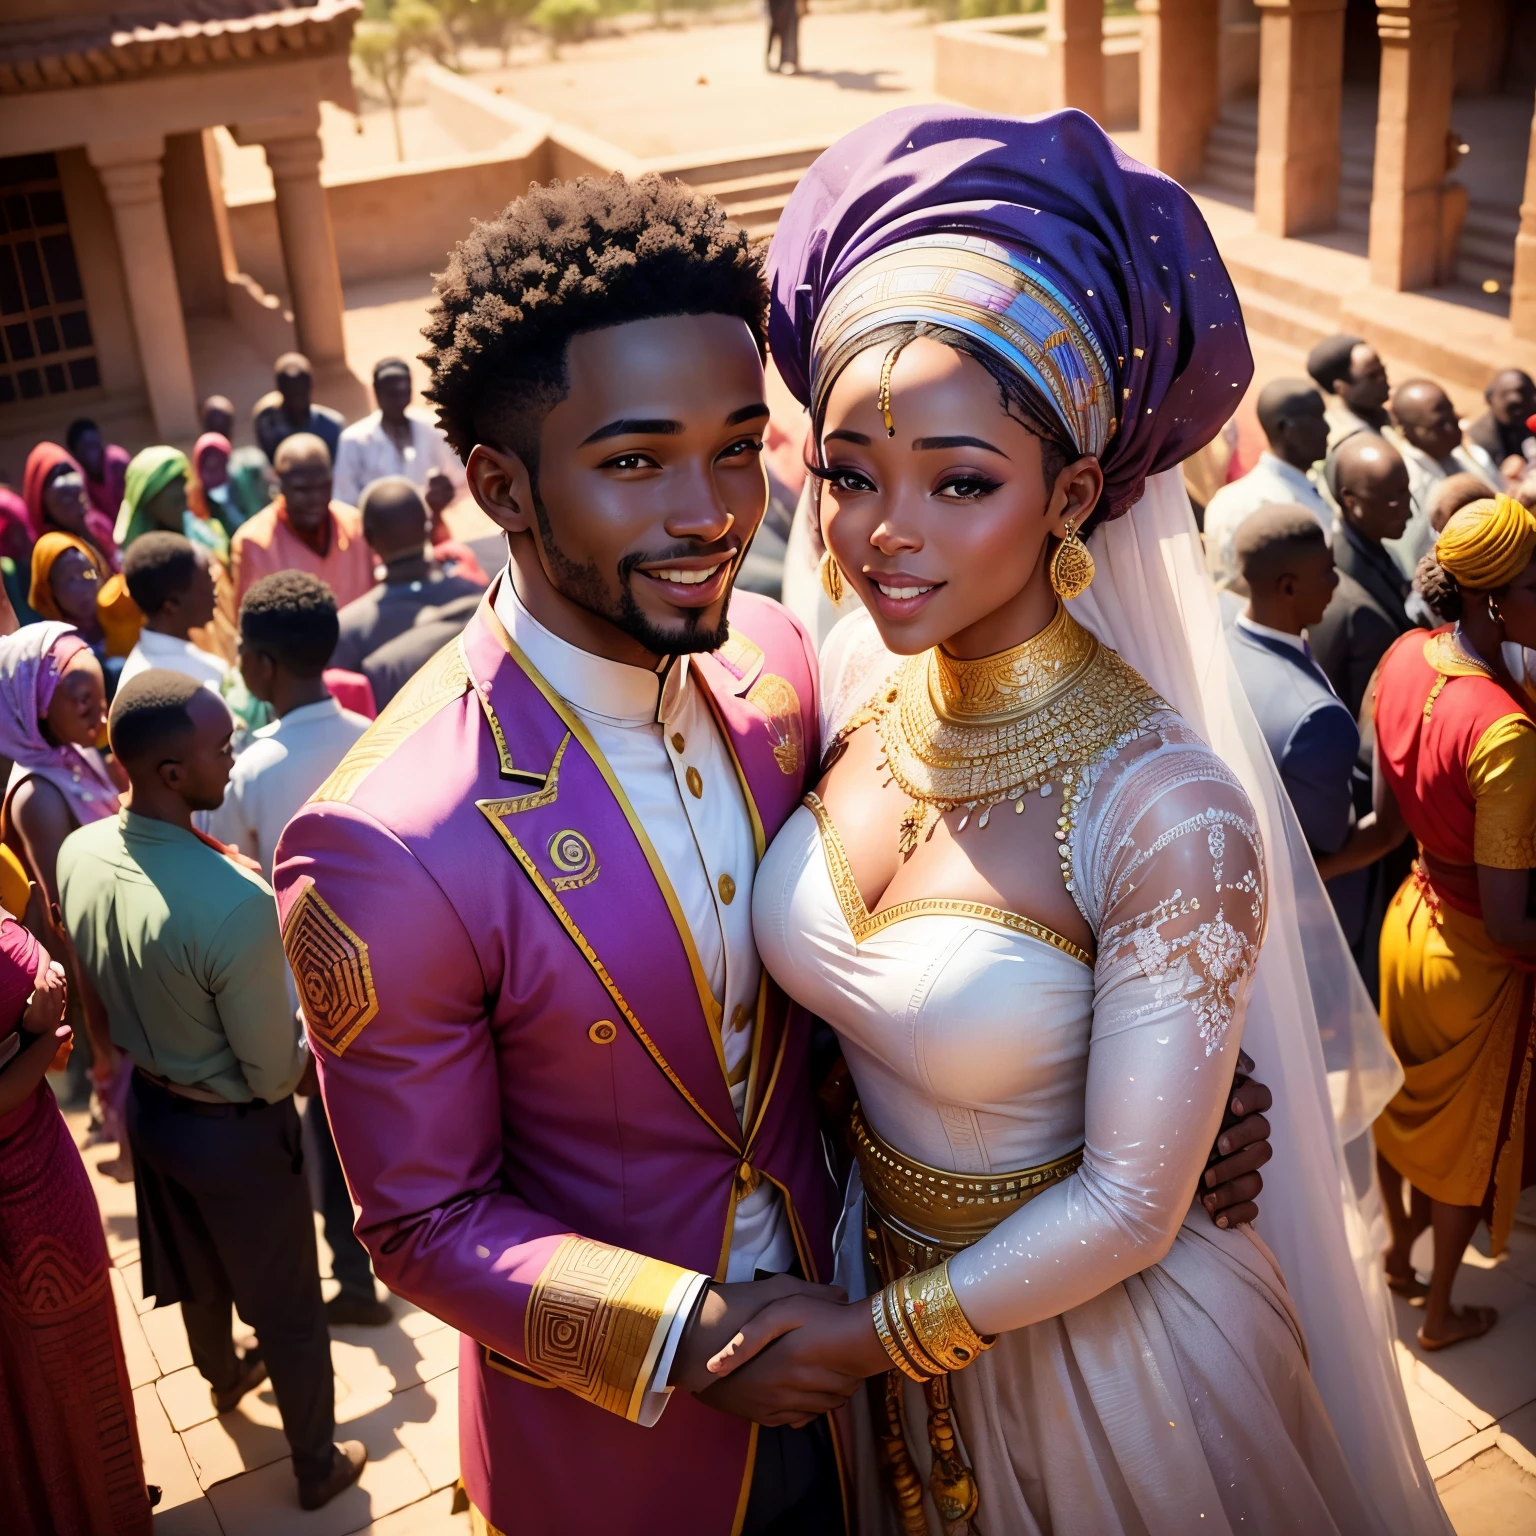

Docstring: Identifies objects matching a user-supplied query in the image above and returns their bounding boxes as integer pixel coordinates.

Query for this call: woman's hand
[696,1293,889,1426]
[23,958,67,1034]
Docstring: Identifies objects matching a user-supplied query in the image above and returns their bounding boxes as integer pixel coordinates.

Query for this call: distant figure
[332,358,463,510]
[1202,378,1330,587]
[766,0,800,73]
[228,434,375,615]
[202,393,276,525]
[60,672,366,1510]
[65,417,130,525]
[1384,379,1492,576]
[254,353,345,464]
[1227,507,1366,942]
[361,591,481,711]
[1408,472,1507,626]
[21,442,118,571]
[332,477,483,673]
[1309,433,1417,718]
[205,574,384,1327]
[119,532,226,693]
[1466,368,1536,484]
[1307,333,1391,448]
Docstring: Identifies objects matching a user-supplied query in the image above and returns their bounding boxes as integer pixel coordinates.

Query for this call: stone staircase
[1199,96,1517,299]
[654,141,826,238]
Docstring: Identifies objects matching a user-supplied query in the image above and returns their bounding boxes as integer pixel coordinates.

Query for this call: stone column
[1511,92,1536,343]
[1046,0,1104,122]
[1137,0,1222,186]
[1253,0,1347,237]
[86,137,199,443]
[1368,0,1460,292]
[233,110,346,369]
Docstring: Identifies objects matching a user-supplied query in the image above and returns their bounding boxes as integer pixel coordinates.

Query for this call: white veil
[789,468,1450,1534]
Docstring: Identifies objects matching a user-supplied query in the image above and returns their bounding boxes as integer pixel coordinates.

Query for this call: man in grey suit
[1228,507,1374,970]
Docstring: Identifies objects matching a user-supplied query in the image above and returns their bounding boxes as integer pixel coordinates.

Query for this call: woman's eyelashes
[935,472,1003,501]
[807,461,877,495]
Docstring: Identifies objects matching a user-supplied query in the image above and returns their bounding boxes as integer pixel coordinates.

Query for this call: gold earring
[820,550,845,604]
[1489,595,1506,626]
[1049,518,1094,600]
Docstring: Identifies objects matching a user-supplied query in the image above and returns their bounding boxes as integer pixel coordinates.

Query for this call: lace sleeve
[817,609,898,746]
[946,737,1265,1337]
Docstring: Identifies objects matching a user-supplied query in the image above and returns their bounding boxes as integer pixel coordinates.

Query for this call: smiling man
[271,174,1272,1536]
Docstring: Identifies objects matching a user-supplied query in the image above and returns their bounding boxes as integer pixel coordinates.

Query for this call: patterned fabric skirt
[0,1083,151,1534]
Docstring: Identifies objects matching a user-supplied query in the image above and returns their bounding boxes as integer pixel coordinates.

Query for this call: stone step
[1232,283,1338,352]
[718,193,792,226]
[655,143,825,188]
[1457,252,1516,292]
[689,167,809,206]
[1213,239,1350,322]
[1203,169,1256,199]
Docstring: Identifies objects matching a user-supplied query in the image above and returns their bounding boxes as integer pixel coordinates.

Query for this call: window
[0,153,99,409]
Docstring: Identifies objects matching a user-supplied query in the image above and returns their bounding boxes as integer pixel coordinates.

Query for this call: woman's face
[44,654,106,750]
[48,549,100,631]
[43,467,90,536]
[817,338,1101,658]
[143,473,188,530]
[197,445,229,490]
[1495,557,1536,649]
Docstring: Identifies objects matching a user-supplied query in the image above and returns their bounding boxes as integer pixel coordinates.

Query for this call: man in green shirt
[59,671,365,1512]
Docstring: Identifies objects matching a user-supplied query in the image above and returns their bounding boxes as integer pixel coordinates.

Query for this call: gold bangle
[870,1287,929,1382]
[886,1278,947,1378]
[901,1262,995,1373]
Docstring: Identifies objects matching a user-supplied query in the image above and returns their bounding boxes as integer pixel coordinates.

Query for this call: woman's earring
[1489,594,1506,627]
[1048,519,1095,601]
[820,550,845,604]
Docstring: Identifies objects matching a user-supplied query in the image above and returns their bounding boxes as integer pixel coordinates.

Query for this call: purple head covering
[0,621,118,827]
[765,106,1253,523]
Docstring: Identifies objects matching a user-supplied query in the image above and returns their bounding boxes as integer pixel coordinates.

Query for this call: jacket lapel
[462,603,742,1149]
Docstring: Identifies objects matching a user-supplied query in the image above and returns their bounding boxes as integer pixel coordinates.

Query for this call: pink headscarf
[0,622,118,826]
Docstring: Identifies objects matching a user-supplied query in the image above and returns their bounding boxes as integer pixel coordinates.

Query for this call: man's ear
[1278,572,1299,600]
[467,444,538,537]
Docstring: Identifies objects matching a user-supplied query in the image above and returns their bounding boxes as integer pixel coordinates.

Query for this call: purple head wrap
[765,106,1253,523]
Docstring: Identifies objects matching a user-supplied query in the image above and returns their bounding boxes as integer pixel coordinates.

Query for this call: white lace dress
[751,627,1388,1536]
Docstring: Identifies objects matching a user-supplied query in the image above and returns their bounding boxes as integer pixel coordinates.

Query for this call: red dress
[0,920,151,1534]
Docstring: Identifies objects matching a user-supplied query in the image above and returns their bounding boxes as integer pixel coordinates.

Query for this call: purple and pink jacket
[274,586,839,1535]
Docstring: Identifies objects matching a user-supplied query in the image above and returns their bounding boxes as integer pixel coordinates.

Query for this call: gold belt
[852,1101,1084,1274]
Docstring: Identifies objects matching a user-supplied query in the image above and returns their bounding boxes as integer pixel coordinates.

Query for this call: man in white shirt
[119,533,227,692]
[331,358,464,510]
[1203,379,1331,587]
[203,570,382,1328]
[1383,379,1496,577]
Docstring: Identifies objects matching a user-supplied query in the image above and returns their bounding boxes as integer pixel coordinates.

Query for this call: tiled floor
[69,1108,470,1535]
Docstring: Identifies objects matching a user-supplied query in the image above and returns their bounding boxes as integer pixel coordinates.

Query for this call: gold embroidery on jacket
[282,881,380,1055]
[746,673,805,776]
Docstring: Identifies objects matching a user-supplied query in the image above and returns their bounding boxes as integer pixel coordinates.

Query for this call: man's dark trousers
[306,1093,376,1302]
[128,1073,335,1481]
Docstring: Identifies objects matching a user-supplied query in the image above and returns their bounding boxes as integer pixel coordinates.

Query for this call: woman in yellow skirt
[1351,494,1536,1349]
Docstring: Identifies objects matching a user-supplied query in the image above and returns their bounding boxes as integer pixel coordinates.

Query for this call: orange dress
[1373,626,1536,1250]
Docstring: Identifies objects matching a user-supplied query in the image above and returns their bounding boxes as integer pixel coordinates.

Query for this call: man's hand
[670,1274,844,1397]
[424,470,456,517]
[696,1293,885,1428]
[1201,1048,1273,1228]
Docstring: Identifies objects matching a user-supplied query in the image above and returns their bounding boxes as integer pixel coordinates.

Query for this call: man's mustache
[618,539,742,579]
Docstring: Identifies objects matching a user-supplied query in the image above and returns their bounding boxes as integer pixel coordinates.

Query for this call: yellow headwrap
[1434,494,1536,592]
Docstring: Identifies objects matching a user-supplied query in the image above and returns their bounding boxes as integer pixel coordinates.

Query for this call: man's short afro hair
[421,173,769,462]
[239,570,338,678]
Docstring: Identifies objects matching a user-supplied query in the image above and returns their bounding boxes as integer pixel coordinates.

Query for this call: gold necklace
[870,605,1166,890]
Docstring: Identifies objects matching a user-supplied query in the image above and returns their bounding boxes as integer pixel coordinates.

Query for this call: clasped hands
[673,1050,1275,1428]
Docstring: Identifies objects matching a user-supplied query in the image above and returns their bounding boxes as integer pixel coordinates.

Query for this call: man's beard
[531,486,734,657]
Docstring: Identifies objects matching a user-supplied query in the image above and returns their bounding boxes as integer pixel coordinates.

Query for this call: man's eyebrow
[580,418,684,446]
[824,429,871,446]
[912,435,1010,457]
[725,402,770,426]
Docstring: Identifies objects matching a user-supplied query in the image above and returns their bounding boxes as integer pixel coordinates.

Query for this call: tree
[438,0,537,68]
[351,0,446,161]
[529,0,599,58]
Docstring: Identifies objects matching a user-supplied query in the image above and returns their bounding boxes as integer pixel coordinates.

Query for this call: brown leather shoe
[298,1441,367,1511]
[211,1350,267,1415]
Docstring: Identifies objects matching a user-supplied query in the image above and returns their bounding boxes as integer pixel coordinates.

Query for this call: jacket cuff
[524,1236,702,1422]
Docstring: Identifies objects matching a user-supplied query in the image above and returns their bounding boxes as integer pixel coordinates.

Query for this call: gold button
[717,872,736,905]
[686,766,703,799]
[588,1019,617,1045]
[671,732,685,752]
[730,1003,752,1032]
[738,1161,754,1183]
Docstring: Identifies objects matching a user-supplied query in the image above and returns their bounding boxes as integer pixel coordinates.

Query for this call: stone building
[0,0,359,461]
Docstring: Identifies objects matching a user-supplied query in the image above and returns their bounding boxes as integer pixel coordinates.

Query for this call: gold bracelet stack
[868,1262,993,1382]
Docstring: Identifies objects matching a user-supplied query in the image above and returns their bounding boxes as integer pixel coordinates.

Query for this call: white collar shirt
[331,408,465,508]
[120,629,229,693]
[1385,438,1489,579]
[1201,452,1332,588]
[492,577,796,1423]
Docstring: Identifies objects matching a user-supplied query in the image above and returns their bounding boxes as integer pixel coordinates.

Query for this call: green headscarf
[115,445,228,561]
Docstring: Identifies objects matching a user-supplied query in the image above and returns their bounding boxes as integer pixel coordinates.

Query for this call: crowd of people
[0,349,505,1523]
[0,112,1532,1532]
[1206,345,1536,1351]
